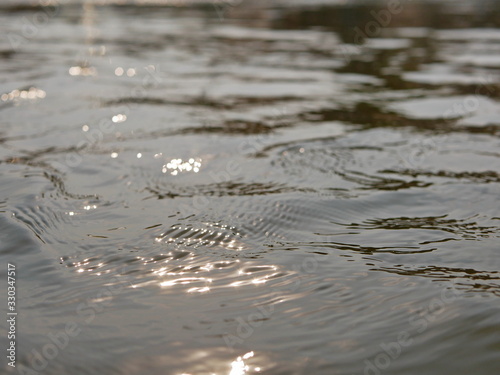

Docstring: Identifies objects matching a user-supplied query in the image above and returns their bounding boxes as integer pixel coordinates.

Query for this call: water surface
[1,1,499,374]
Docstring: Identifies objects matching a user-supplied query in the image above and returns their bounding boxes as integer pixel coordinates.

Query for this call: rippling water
[1,0,500,374]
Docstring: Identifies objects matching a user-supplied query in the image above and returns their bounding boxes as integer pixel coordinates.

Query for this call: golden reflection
[1,87,46,102]
[154,223,245,250]
[112,114,127,123]
[160,277,212,287]
[153,267,168,277]
[230,351,254,375]
[251,278,267,285]
[187,286,210,293]
[69,66,96,76]
[226,239,242,249]
[162,158,202,175]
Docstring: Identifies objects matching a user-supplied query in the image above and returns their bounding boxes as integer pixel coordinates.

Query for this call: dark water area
[0,0,499,374]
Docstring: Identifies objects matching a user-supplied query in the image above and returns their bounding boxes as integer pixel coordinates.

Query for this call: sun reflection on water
[1,87,46,102]
[112,114,127,123]
[162,158,202,175]
[229,351,254,375]
[69,66,96,76]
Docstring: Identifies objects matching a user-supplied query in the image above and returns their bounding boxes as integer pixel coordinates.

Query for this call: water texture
[0,1,499,374]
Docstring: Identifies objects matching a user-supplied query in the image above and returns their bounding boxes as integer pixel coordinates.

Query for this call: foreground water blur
[1,0,499,374]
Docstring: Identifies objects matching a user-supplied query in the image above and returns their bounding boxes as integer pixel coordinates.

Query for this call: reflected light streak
[160,277,211,287]
[1,87,46,102]
[187,286,210,293]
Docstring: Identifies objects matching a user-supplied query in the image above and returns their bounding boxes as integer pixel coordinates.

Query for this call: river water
[1,1,499,374]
